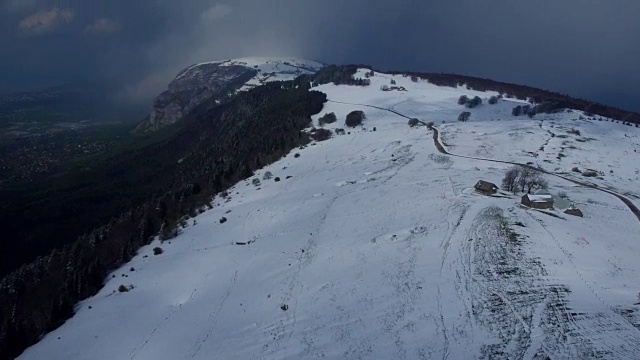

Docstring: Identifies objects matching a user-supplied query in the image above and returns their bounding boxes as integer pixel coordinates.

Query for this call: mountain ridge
[135,57,324,132]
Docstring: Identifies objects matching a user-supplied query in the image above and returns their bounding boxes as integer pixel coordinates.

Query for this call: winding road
[327,99,640,224]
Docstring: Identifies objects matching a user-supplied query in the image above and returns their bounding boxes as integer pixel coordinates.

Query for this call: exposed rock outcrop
[135,58,323,132]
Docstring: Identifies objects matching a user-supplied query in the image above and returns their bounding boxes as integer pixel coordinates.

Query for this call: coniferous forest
[0,81,326,359]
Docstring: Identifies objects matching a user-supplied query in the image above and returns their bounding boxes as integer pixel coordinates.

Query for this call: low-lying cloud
[84,18,120,34]
[19,7,74,36]
[2,0,640,112]
[201,4,232,23]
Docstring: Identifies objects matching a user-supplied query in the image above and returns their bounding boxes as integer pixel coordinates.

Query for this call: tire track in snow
[470,206,551,359]
[379,225,429,360]
[129,272,216,360]
[129,308,179,360]
[435,286,450,360]
[189,267,238,359]
[326,248,377,360]
[457,205,602,359]
[526,211,640,358]
[439,202,467,272]
[436,199,468,359]
[262,193,344,359]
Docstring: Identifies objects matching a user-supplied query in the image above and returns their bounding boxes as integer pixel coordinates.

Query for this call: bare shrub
[458,112,471,122]
[345,111,366,127]
[408,118,421,127]
[311,128,332,141]
[429,153,452,164]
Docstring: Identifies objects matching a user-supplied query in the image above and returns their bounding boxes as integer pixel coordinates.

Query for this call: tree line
[298,65,371,87]
[379,70,640,124]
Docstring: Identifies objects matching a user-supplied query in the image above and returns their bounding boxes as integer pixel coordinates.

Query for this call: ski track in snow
[190,267,238,359]
[18,67,640,360]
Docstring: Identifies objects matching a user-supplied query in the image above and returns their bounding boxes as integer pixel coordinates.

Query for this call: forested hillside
[0,81,326,359]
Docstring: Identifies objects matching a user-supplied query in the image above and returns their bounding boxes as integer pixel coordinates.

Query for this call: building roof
[475,180,498,191]
[564,207,584,217]
[523,194,553,203]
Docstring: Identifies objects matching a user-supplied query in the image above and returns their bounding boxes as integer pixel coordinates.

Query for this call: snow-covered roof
[524,194,553,203]
[475,180,497,191]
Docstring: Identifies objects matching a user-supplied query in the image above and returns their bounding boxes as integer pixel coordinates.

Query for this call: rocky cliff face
[136,64,256,132]
[136,58,323,132]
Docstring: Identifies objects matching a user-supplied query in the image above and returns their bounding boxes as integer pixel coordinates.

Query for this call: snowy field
[438,112,640,201]
[20,68,640,360]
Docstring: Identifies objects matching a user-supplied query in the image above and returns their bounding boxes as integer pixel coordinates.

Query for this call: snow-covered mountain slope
[190,57,324,91]
[136,57,323,132]
[21,70,640,359]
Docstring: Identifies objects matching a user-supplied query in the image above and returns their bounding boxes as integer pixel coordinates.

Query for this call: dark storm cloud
[1,0,639,111]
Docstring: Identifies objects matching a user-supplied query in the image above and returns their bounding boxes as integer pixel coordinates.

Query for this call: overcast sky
[1,0,639,111]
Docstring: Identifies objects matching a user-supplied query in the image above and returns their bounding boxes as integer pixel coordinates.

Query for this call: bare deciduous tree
[504,166,548,193]
[525,172,548,193]
[517,167,534,192]
[502,166,547,193]
[502,166,520,193]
